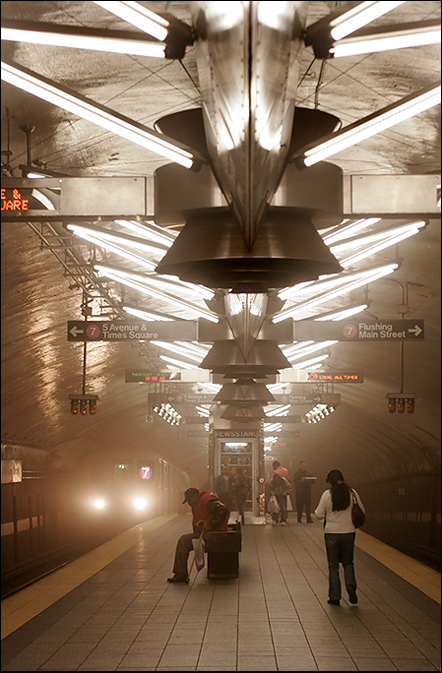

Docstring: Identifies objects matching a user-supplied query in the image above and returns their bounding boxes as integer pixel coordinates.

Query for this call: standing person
[214,465,234,513]
[265,472,292,526]
[232,466,250,525]
[293,460,316,523]
[271,460,290,481]
[168,488,229,583]
[314,469,365,605]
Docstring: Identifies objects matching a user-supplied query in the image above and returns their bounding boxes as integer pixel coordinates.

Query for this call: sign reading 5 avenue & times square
[293,319,424,341]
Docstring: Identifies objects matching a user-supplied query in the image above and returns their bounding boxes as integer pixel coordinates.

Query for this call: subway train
[1,441,190,596]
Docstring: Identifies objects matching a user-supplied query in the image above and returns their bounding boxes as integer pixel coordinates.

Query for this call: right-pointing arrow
[408,325,423,337]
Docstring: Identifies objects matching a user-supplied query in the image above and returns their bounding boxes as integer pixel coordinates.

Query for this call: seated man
[168,487,229,583]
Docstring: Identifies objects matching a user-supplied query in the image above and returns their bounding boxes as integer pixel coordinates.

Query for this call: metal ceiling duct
[214,380,276,405]
[220,405,267,420]
[199,339,291,376]
[155,208,342,293]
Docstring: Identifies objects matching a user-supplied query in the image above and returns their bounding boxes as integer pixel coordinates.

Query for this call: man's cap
[182,487,200,504]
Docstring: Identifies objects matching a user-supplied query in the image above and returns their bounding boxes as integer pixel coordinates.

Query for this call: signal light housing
[386,393,416,414]
[388,398,396,413]
[69,393,99,415]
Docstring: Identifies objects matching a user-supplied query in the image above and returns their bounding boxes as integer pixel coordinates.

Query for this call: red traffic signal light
[70,399,79,415]
[388,398,396,413]
[406,398,415,413]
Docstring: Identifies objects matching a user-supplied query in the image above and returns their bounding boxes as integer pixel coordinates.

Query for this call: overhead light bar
[1,21,167,58]
[283,341,338,361]
[1,61,199,169]
[122,305,174,322]
[328,220,425,254]
[273,263,399,322]
[337,221,426,268]
[150,341,203,363]
[330,21,442,58]
[67,228,158,271]
[93,1,194,59]
[114,219,175,247]
[159,355,197,370]
[67,223,168,255]
[294,84,441,168]
[93,0,170,41]
[322,218,381,246]
[293,354,330,369]
[328,1,405,42]
[94,264,219,322]
[314,303,369,321]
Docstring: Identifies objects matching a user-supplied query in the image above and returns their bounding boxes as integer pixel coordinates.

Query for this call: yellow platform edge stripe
[2,517,440,639]
[355,529,441,604]
[1,514,177,640]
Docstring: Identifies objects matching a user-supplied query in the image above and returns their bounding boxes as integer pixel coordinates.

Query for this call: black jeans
[324,532,356,601]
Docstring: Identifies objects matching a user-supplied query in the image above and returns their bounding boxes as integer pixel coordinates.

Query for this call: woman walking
[315,469,365,606]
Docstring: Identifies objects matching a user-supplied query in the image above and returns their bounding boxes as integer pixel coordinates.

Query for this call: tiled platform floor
[1,514,440,671]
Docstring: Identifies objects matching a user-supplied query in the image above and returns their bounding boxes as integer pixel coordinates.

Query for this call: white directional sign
[293,319,424,341]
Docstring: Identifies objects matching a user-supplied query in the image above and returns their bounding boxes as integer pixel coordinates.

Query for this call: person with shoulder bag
[314,469,365,606]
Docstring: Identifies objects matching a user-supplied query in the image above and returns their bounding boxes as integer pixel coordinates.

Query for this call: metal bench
[204,522,242,578]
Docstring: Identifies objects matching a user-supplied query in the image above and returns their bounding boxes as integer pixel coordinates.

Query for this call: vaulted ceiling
[1,1,440,486]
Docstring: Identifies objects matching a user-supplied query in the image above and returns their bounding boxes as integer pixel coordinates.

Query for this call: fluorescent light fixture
[114,219,175,247]
[122,305,174,322]
[331,22,442,57]
[314,303,368,321]
[67,228,158,271]
[337,222,426,268]
[323,218,381,245]
[159,355,196,370]
[295,84,441,168]
[67,223,168,255]
[273,263,398,322]
[1,61,197,169]
[94,264,218,322]
[266,404,291,417]
[150,341,203,363]
[329,220,425,255]
[93,1,170,41]
[284,341,338,361]
[282,341,315,357]
[1,24,167,57]
[329,1,406,42]
[175,341,210,357]
[292,354,330,369]
[31,188,56,210]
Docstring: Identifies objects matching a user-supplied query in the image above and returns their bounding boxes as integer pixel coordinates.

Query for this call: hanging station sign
[307,371,364,383]
[293,319,424,341]
[67,320,198,341]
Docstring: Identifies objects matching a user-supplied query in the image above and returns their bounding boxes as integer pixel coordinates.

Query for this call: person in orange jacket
[167,488,229,583]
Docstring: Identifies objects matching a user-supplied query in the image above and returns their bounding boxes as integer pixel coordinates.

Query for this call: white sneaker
[281,522,287,526]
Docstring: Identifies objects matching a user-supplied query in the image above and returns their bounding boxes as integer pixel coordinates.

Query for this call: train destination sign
[125,370,183,382]
[293,319,424,341]
[67,320,197,342]
[307,371,364,383]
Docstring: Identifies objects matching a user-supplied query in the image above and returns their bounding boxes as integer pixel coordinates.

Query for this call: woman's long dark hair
[326,469,351,511]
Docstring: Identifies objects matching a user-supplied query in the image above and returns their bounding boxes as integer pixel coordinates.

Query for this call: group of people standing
[265,459,315,525]
[214,464,250,525]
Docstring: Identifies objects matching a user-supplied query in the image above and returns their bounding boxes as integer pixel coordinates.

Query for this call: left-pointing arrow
[70,326,84,337]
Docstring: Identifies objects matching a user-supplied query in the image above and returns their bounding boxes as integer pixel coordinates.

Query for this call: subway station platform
[1,514,440,672]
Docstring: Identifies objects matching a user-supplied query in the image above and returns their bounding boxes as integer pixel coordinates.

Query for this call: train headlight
[133,496,148,511]
[93,498,106,510]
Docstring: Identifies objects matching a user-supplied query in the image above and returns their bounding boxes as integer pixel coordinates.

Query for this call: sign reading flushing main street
[67,320,197,342]
[293,319,424,341]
